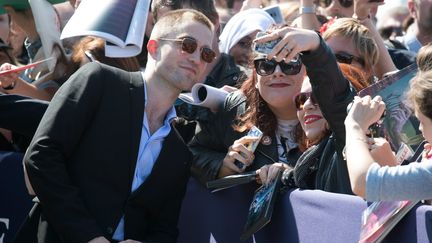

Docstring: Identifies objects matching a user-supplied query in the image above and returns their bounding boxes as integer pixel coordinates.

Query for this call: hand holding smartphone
[234,126,264,169]
[253,31,282,55]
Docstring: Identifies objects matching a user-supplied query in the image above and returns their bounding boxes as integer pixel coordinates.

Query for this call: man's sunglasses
[334,52,365,67]
[318,0,353,8]
[293,92,318,111]
[159,37,216,63]
[253,58,302,76]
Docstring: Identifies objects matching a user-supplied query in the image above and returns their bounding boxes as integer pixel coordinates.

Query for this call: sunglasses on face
[318,0,353,8]
[253,58,302,76]
[293,92,318,111]
[334,51,365,67]
[158,37,216,63]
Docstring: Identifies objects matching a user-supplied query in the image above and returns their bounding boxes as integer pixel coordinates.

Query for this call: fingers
[253,27,290,44]
[257,165,269,185]
[259,163,286,186]
[223,137,258,172]
[266,164,281,185]
[220,85,238,93]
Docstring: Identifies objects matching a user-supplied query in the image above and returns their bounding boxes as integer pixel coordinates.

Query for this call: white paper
[61,0,150,58]
[29,0,62,71]
[178,84,229,111]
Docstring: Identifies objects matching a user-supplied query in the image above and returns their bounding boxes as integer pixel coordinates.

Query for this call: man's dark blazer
[19,63,192,243]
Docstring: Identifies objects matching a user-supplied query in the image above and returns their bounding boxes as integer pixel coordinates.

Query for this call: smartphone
[263,5,285,24]
[234,126,264,169]
[253,31,281,55]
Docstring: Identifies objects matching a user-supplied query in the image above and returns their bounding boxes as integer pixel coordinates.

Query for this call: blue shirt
[113,77,177,240]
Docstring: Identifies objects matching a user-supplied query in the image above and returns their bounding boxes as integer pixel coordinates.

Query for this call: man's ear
[147,39,158,58]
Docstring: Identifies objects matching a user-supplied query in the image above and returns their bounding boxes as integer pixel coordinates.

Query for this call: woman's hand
[222,136,258,173]
[253,27,320,62]
[256,162,289,186]
[345,95,386,133]
[423,143,432,160]
[353,0,385,21]
[0,63,20,91]
[369,137,398,166]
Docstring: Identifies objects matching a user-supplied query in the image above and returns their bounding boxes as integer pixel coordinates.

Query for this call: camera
[346,101,386,138]
[253,31,282,55]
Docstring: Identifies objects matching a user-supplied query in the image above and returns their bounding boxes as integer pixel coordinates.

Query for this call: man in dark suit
[19,9,214,243]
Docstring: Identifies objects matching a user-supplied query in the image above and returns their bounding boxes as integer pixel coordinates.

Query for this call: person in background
[279,1,300,25]
[376,5,409,40]
[71,36,141,72]
[0,0,70,100]
[395,0,432,53]
[16,9,215,242]
[0,13,8,46]
[218,8,275,68]
[0,39,15,65]
[7,16,28,64]
[300,0,416,69]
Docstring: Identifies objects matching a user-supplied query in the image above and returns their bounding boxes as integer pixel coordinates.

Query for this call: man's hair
[407,70,432,119]
[151,9,214,39]
[323,18,379,71]
[151,0,182,21]
[151,0,218,24]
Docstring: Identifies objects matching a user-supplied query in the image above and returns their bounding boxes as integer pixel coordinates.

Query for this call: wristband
[299,6,316,14]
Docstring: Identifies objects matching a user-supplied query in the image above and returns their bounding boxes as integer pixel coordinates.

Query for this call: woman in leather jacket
[189,31,307,185]
[255,27,359,194]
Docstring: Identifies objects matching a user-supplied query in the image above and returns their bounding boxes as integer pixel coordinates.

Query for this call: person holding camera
[252,26,358,194]
[189,29,306,185]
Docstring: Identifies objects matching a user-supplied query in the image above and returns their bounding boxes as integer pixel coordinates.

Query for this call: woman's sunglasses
[293,92,318,111]
[253,58,302,76]
[318,0,353,8]
[334,52,365,67]
[159,37,216,63]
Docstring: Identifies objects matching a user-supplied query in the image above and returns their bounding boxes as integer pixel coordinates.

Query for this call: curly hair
[417,43,432,72]
[233,69,278,138]
[407,70,432,120]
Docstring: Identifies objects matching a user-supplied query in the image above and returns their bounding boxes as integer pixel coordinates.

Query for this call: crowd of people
[0,0,431,242]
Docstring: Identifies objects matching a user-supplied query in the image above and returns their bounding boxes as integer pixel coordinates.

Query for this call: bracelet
[2,81,16,90]
[299,6,316,14]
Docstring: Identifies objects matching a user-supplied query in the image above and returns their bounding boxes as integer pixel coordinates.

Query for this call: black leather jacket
[189,91,301,185]
[283,34,356,195]
[175,53,247,143]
